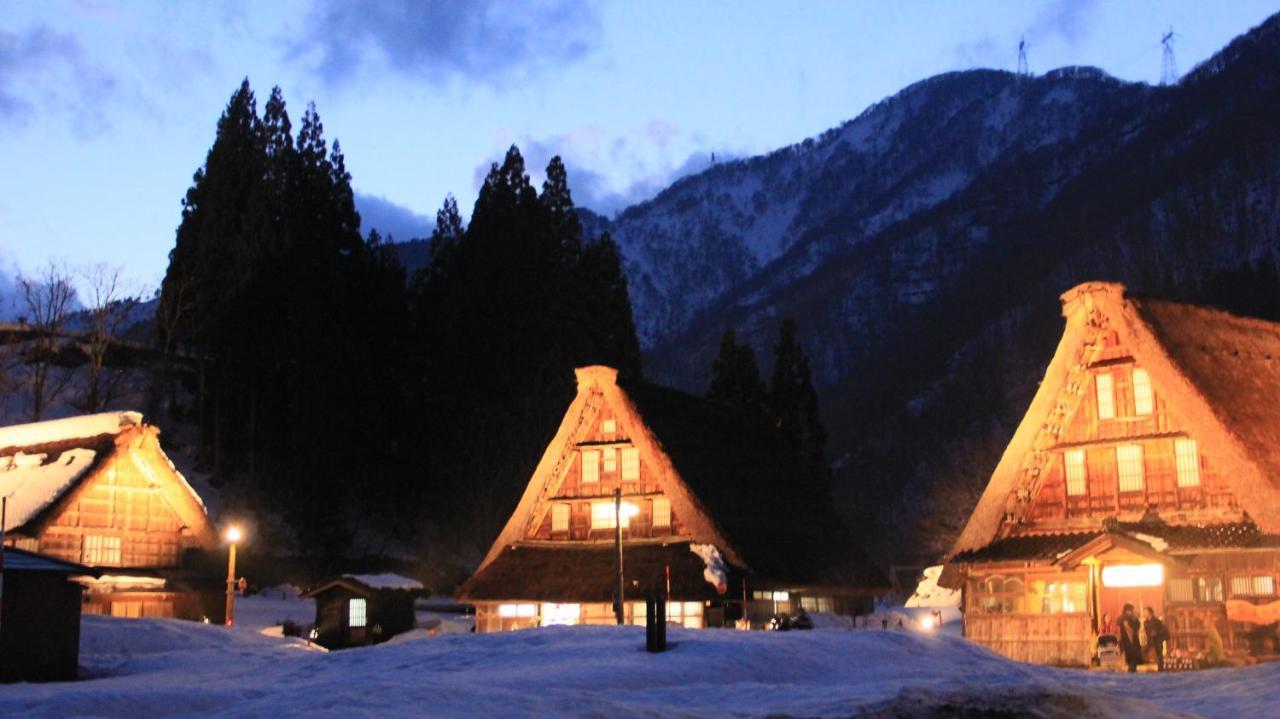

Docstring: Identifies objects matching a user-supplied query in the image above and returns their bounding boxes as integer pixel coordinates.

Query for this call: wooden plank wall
[966,614,1092,666]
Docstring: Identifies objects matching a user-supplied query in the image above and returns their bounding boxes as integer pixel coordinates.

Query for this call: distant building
[0,412,220,621]
[944,283,1280,666]
[458,366,885,632]
[301,574,424,649]
[0,547,97,683]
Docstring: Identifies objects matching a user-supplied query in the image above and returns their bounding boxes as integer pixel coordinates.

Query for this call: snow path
[0,617,1274,718]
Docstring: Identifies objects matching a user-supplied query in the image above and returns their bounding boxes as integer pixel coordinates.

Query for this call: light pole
[224,526,242,626]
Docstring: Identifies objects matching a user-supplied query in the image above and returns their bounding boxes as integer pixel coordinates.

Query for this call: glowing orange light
[225,526,242,543]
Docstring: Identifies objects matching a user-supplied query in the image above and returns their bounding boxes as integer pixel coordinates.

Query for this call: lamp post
[224,526,242,626]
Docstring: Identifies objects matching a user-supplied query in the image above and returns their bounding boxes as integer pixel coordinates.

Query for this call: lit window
[1102,564,1163,587]
[82,534,122,566]
[1197,577,1224,602]
[1231,575,1276,597]
[1064,449,1087,497]
[540,602,581,626]
[602,447,617,473]
[552,503,570,533]
[666,601,703,628]
[1116,444,1144,492]
[498,603,537,618]
[1132,369,1154,415]
[602,419,617,434]
[1096,373,1115,420]
[1175,439,1201,488]
[581,450,599,484]
[621,447,640,481]
[349,598,367,627]
[591,501,639,529]
[771,591,789,601]
[1169,578,1193,603]
[652,496,671,528]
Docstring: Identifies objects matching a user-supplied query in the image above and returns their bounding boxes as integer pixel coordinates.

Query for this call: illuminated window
[621,447,640,481]
[1197,576,1224,602]
[1174,439,1200,488]
[1096,373,1116,420]
[1132,368,1154,415]
[1036,580,1086,613]
[1116,444,1144,492]
[12,537,38,552]
[602,419,617,434]
[1064,449,1087,496]
[591,501,638,529]
[666,601,703,628]
[349,598,367,628]
[1102,564,1163,587]
[82,534,121,565]
[602,447,617,473]
[581,450,600,484]
[540,602,580,626]
[552,503,570,533]
[1169,578,1193,603]
[498,603,537,618]
[652,497,671,528]
[1231,575,1276,597]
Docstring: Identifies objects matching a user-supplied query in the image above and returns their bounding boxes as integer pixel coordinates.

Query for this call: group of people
[1098,603,1171,672]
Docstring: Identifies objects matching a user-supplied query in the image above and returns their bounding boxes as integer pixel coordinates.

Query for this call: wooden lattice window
[82,534,121,566]
[652,496,671,528]
[602,447,617,473]
[581,450,600,484]
[1096,373,1116,420]
[602,419,617,434]
[349,598,367,628]
[1197,576,1224,603]
[1174,438,1201,488]
[1132,368,1154,415]
[1064,449,1087,496]
[1169,578,1194,603]
[1116,444,1144,492]
[551,503,570,533]
[1231,575,1276,597]
[621,447,640,481]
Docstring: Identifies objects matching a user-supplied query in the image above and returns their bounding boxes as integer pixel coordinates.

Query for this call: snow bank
[346,573,423,591]
[1,616,1276,718]
[904,565,960,609]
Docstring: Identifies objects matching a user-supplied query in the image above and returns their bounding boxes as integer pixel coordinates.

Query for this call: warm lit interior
[1101,563,1164,588]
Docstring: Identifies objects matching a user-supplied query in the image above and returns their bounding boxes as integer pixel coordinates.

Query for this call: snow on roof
[0,448,97,531]
[0,411,142,453]
[905,565,961,609]
[346,574,423,591]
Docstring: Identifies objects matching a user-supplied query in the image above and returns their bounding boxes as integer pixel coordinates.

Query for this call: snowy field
[2,616,1278,718]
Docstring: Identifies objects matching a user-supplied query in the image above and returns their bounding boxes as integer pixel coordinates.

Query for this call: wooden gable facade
[458,366,885,632]
[0,412,220,621]
[945,282,1280,667]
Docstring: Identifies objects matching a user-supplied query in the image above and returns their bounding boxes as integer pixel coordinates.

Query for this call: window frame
[1132,368,1154,416]
[580,449,600,484]
[1174,438,1201,488]
[620,447,640,481]
[1096,373,1116,420]
[348,597,368,628]
[1116,444,1145,493]
[551,503,570,533]
[1064,449,1087,497]
[652,496,671,528]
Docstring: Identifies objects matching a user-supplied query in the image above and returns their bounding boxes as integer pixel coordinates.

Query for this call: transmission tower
[1017,36,1030,78]
[1161,27,1178,85]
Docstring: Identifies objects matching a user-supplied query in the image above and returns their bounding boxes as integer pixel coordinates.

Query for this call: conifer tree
[769,319,830,494]
[707,329,768,417]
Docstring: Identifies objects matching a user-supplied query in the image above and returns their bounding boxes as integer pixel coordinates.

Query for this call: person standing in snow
[1143,607,1170,671]
[1118,603,1143,673]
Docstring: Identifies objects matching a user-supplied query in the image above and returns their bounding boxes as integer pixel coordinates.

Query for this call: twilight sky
[1,0,1276,295]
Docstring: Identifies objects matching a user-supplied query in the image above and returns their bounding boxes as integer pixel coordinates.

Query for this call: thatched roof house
[944,282,1280,666]
[0,412,220,621]
[458,366,884,632]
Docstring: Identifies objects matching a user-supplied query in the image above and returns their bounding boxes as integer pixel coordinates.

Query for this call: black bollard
[646,593,667,652]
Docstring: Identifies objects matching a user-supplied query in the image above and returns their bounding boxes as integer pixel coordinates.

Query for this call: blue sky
[1,0,1276,295]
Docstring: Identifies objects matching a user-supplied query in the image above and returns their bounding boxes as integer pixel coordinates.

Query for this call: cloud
[355,193,434,242]
[294,0,601,87]
[0,25,117,132]
[1029,0,1098,45]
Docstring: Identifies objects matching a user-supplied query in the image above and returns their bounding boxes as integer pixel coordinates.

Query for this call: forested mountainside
[586,13,1280,562]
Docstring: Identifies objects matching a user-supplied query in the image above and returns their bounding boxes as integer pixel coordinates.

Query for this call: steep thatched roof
[949,282,1280,560]
[461,366,886,601]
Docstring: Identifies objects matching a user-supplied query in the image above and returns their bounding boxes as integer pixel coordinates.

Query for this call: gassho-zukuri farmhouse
[942,282,1280,666]
[457,365,887,631]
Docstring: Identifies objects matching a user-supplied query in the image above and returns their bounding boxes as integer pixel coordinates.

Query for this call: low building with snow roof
[300,573,424,649]
[942,282,1280,667]
[0,411,221,621]
[457,365,886,632]
[0,547,98,683]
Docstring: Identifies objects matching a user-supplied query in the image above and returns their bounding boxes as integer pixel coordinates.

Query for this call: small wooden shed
[301,574,424,650]
[1,547,98,682]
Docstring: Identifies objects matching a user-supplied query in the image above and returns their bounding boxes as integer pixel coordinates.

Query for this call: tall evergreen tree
[769,319,830,494]
[707,329,768,417]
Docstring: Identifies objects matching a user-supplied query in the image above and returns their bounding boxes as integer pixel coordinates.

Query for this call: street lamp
[224,526,242,626]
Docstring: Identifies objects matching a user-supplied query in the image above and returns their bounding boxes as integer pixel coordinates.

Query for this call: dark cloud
[0,25,116,131]
[1029,0,1098,45]
[473,138,732,218]
[295,0,601,87]
[355,193,434,242]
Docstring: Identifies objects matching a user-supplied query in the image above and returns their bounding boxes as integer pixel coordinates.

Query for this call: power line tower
[1017,36,1030,78]
[1161,27,1178,85]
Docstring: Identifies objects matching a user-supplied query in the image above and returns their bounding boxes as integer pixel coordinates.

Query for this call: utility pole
[1162,28,1178,86]
[613,488,625,625]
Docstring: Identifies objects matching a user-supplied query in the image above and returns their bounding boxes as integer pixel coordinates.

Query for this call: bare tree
[19,263,77,420]
[77,264,140,412]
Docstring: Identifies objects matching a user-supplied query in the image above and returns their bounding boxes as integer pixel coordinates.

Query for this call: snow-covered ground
[1,616,1277,718]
